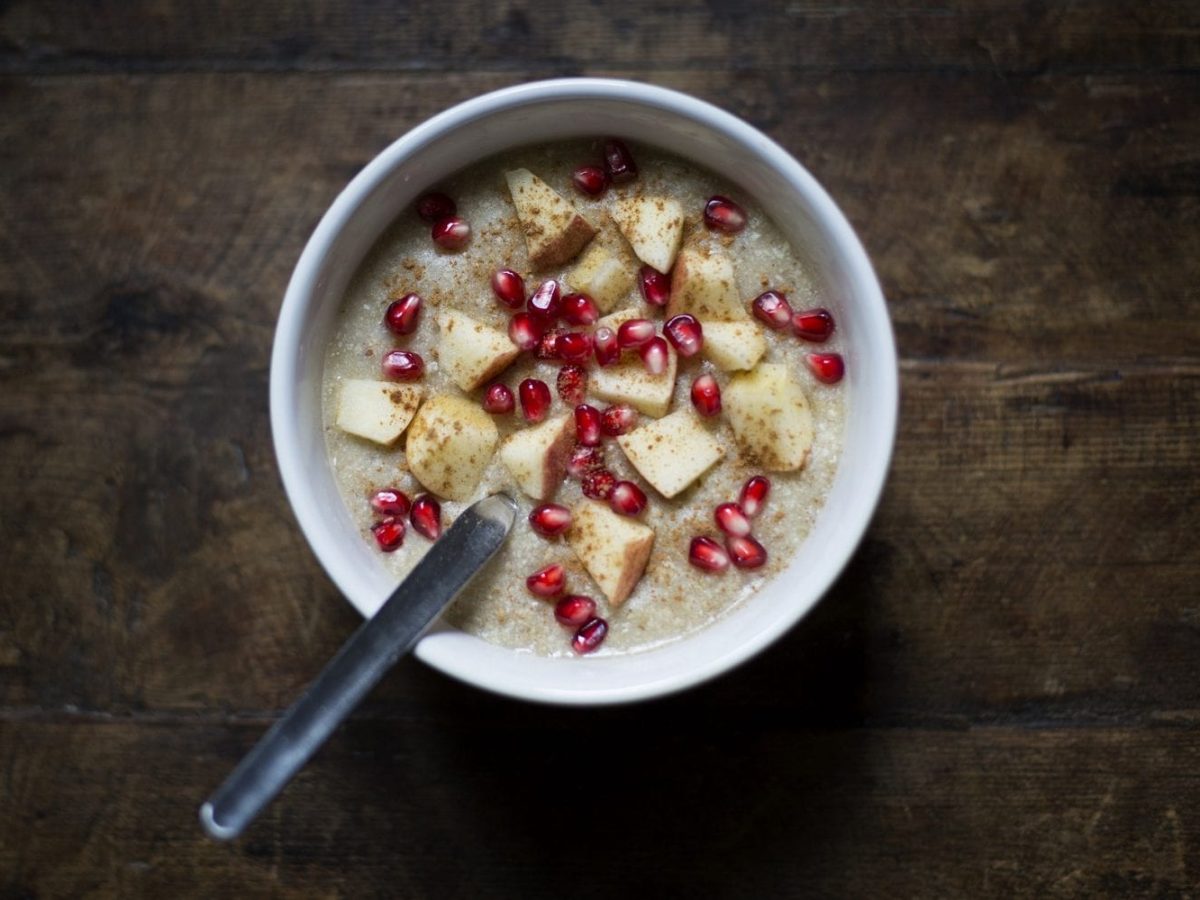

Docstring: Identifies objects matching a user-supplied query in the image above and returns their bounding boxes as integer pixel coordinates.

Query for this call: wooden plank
[2,1,1198,74]
[1,719,1198,896]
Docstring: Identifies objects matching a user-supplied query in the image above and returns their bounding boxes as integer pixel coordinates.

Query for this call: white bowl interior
[271,80,896,705]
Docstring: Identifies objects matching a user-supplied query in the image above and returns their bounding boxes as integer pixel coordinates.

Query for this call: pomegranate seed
[557,364,588,405]
[482,382,515,414]
[567,444,604,477]
[519,378,552,422]
[383,293,422,336]
[527,279,562,325]
[572,164,609,197]
[561,292,599,326]
[555,595,597,627]
[740,476,771,517]
[727,534,768,569]
[557,331,593,364]
[508,312,544,351]
[574,404,602,446]
[609,480,647,516]
[792,307,836,343]
[688,536,730,572]
[690,373,722,416]
[639,336,669,375]
[527,563,566,598]
[592,326,619,367]
[714,502,751,537]
[617,318,655,350]
[529,503,572,537]
[752,290,793,330]
[410,495,442,540]
[371,517,405,551]
[432,216,471,250]
[535,328,564,360]
[639,265,671,307]
[572,617,609,654]
[704,195,747,233]
[381,349,424,381]
[806,352,845,384]
[581,468,617,500]
[603,139,637,183]
[600,404,637,436]
[416,192,455,223]
[491,268,526,309]
[664,314,703,357]
[369,488,411,517]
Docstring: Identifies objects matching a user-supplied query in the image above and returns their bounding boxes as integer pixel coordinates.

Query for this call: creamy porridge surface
[321,140,846,656]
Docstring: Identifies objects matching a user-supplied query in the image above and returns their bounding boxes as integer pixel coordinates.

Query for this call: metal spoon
[199,492,517,840]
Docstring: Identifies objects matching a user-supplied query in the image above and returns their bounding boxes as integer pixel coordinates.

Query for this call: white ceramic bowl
[270,78,897,705]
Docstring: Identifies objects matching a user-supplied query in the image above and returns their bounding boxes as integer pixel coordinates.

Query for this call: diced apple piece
[667,244,747,321]
[567,500,655,607]
[590,308,677,417]
[335,379,422,446]
[405,395,499,501]
[723,363,814,471]
[505,168,596,270]
[498,414,574,501]
[565,244,635,313]
[437,309,520,392]
[610,195,685,274]
[616,409,724,498]
[702,320,767,371]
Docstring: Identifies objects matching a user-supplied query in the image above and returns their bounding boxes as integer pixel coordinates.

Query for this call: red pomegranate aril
[704,195,748,233]
[381,349,424,381]
[567,444,604,477]
[557,364,588,405]
[739,475,771,518]
[561,292,599,326]
[383,293,422,336]
[792,307,836,343]
[617,318,655,350]
[519,378,552,422]
[727,534,768,569]
[664,314,703,357]
[752,290,793,330]
[369,488,411,517]
[509,312,544,351]
[526,563,566,598]
[600,404,638,436]
[571,616,608,654]
[555,595,597,627]
[529,503,572,537]
[527,279,562,325]
[410,495,442,541]
[592,326,619,367]
[714,502,752,537]
[639,265,671,307]
[806,352,845,384]
[581,468,617,500]
[603,138,637,183]
[690,373,722,417]
[688,536,730,572]
[371,517,406,552]
[574,404,602,447]
[535,328,564,360]
[491,268,526,309]
[482,382,515,414]
[609,480,647,517]
[431,216,471,250]
[572,164,609,197]
[639,336,669,375]
[415,191,455,223]
[557,332,592,364]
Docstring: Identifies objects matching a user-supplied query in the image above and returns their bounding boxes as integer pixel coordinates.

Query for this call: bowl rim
[270,77,897,705]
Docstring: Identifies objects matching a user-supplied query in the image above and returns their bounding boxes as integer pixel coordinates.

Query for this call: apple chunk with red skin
[498,414,574,501]
[505,168,596,270]
[567,500,655,607]
[667,244,748,322]
[722,363,814,472]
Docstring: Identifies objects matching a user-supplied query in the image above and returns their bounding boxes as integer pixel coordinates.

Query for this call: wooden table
[2,2,1197,896]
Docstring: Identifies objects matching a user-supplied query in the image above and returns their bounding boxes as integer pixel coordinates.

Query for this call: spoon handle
[199,493,517,840]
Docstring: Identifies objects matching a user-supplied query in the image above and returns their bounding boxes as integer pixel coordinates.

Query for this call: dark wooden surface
[2,2,1198,896]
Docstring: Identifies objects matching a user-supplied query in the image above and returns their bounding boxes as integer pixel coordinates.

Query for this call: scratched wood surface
[1,2,1198,897]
